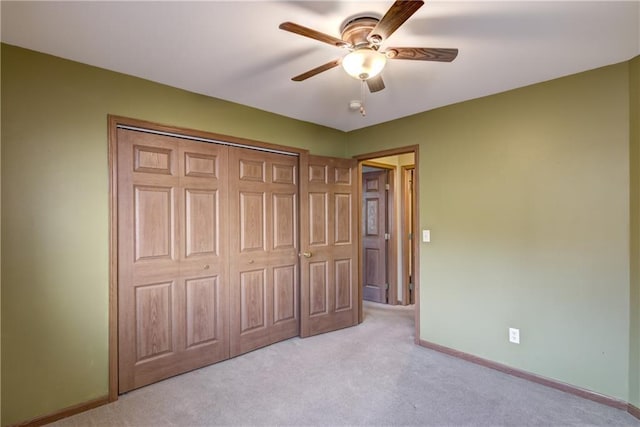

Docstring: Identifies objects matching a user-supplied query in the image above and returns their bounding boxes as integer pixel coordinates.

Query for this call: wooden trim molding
[412,148,420,344]
[10,396,109,427]
[628,403,640,420]
[400,165,415,306]
[354,145,419,161]
[356,162,364,324]
[386,169,397,305]
[361,160,395,170]
[107,116,119,402]
[107,115,309,156]
[419,339,628,411]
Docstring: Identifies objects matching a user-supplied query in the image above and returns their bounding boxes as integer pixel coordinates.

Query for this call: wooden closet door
[300,155,359,337]
[229,147,299,357]
[118,130,229,393]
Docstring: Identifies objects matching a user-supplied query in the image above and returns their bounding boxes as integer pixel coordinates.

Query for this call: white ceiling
[2,1,639,132]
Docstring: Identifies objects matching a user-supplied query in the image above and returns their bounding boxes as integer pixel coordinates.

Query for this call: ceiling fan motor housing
[340,17,380,48]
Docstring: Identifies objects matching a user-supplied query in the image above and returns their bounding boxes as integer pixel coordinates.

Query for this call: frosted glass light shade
[342,48,387,80]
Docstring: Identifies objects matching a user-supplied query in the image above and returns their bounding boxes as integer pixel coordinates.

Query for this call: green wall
[2,42,639,426]
[0,44,346,426]
[348,61,632,400]
[630,55,640,408]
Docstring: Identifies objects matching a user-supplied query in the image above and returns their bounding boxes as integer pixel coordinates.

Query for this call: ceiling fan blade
[386,47,459,62]
[367,75,385,93]
[279,22,349,48]
[368,0,424,43]
[291,59,342,81]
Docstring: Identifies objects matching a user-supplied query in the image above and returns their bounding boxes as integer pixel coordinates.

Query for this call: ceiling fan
[279,0,458,93]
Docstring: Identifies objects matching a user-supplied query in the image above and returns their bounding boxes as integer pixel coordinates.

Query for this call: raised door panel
[185,276,219,348]
[273,193,296,250]
[363,248,384,301]
[273,265,296,324]
[309,193,328,246]
[239,192,265,253]
[134,145,173,175]
[300,155,358,337]
[184,152,217,178]
[185,189,218,257]
[309,261,328,316]
[239,159,265,182]
[240,269,267,333]
[134,186,174,261]
[135,281,174,361]
[334,193,352,245]
[334,259,353,312]
[273,163,296,185]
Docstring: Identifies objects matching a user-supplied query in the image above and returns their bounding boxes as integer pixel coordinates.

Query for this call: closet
[113,122,358,393]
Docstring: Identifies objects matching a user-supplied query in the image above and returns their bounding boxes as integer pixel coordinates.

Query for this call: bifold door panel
[117,127,357,393]
[118,130,229,393]
[228,148,299,356]
[300,156,359,336]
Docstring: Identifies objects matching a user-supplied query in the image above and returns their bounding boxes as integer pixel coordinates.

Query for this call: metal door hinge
[384,233,390,240]
[409,282,414,290]
[408,232,413,240]
[385,283,389,290]
[385,183,390,191]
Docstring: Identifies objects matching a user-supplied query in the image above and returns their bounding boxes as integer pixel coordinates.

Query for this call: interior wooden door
[228,147,300,356]
[362,170,388,303]
[118,129,229,393]
[300,155,359,337]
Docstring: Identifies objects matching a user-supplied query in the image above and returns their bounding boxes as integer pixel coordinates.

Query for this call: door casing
[401,165,416,305]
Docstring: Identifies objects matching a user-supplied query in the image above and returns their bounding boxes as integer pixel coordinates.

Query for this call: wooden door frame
[354,146,420,343]
[361,161,397,305]
[107,115,311,401]
[401,165,415,305]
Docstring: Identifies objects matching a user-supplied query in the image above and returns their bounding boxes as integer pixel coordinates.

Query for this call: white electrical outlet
[422,229,431,243]
[509,328,520,344]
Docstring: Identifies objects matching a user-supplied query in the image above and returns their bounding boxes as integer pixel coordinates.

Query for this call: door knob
[248,259,255,264]
[302,251,312,258]
[204,264,210,270]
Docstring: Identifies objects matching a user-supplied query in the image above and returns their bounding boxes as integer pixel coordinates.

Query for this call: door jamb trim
[400,165,415,306]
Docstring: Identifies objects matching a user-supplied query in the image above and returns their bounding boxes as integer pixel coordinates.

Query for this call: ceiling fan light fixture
[342,48,387,80]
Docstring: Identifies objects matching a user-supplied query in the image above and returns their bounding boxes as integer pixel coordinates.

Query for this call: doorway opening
[355,146,419,341]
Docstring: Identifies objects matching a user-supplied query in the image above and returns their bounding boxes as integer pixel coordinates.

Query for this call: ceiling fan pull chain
[360,80,367,117]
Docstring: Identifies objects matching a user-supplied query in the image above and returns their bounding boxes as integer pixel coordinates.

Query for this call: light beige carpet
[51,302,637,426]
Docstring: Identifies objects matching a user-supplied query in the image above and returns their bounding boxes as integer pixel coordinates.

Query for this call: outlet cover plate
[509,327,520,344]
